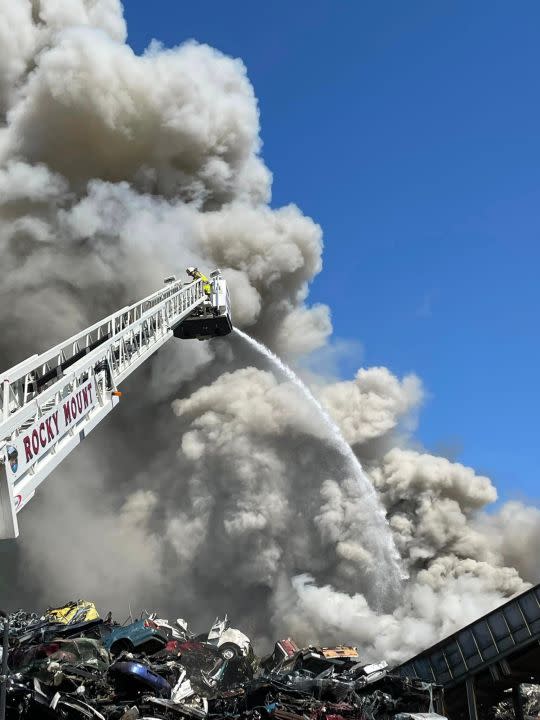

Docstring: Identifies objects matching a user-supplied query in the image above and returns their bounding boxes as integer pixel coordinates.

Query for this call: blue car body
[103,619,168,655]
[108,660,171,697]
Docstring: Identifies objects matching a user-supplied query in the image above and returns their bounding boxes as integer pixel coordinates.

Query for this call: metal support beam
[0,610,8,720]
[512,685,524,720]
[465,677,479,720]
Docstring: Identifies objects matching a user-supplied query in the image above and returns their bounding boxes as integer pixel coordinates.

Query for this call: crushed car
[0,603,446,720]
[103,617,168,656]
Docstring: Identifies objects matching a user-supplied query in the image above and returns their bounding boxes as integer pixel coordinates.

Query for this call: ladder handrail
[0,284,203,440]
[1,279,198,385]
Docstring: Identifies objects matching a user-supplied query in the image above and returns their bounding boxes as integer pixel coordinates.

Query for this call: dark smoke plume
[0,0,538,661]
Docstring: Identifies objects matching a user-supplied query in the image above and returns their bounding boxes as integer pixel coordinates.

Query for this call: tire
[219,643,240,661]
[110,639,133,656]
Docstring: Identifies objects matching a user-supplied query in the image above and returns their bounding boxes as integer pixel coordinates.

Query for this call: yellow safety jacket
[194,270,212,295]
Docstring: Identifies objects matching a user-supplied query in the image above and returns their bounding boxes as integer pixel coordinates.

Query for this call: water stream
[234,328,403,605]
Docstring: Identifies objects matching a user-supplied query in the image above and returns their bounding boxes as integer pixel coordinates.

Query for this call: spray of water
[234,328,404,607]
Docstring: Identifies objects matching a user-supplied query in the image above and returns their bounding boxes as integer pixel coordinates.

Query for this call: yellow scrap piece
[46,600,100,624]
[321,645,359,659]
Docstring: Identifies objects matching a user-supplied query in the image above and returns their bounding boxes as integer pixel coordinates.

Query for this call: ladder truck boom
[0,269,232,539]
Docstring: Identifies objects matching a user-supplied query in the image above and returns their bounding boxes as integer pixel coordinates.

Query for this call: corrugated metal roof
[394,583,540,689]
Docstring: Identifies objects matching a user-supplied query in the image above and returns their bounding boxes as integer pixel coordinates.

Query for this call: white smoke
[320,367,424,450]
[0,0,538,662]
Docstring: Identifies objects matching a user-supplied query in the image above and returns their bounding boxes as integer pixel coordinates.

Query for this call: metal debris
[0,603,445,720]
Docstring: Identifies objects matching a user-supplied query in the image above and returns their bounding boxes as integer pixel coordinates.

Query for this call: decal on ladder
[7,378,96,481]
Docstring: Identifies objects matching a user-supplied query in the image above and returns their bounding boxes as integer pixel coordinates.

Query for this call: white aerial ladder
[0,269,232,539]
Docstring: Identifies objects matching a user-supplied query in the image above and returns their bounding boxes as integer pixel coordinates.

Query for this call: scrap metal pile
[494,685,540,720]
[0,602,445,720]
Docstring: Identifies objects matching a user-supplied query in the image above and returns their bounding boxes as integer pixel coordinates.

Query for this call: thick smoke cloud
[321,367,423,451]
[0,0,538,662]
[475,502,540,586]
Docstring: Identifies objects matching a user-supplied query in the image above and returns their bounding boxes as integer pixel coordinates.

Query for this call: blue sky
[124,1,539,504]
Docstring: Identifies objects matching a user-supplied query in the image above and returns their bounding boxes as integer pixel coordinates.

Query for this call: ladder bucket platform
[173,313,233,340]
[173,270,233,341]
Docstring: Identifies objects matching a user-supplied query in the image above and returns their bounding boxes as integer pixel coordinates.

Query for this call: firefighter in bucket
[186,267,212,298]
